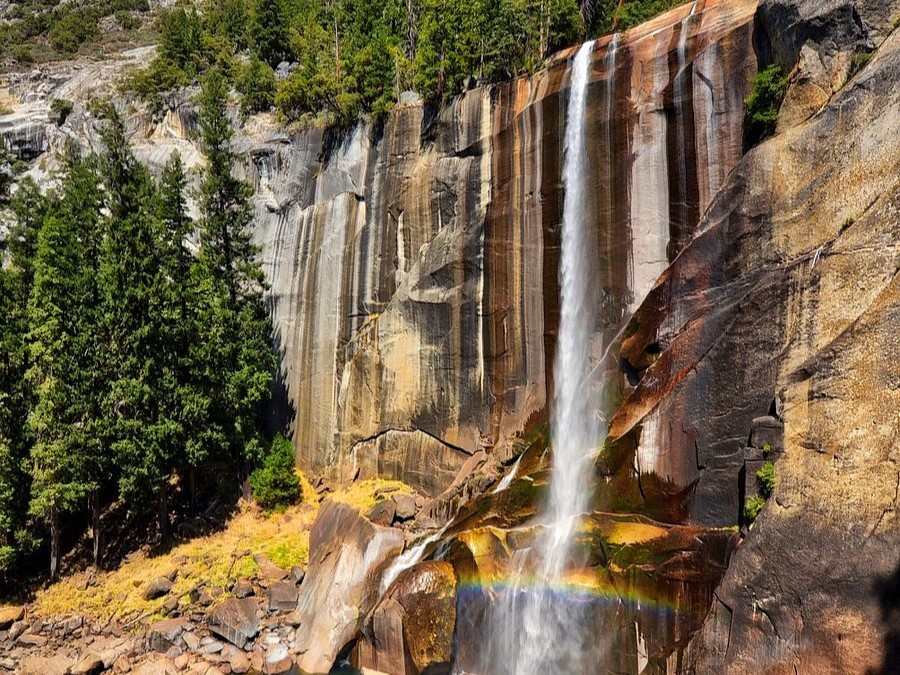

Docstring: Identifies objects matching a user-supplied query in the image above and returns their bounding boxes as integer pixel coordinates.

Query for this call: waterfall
[544,38,601,576]
[476,39,614,674]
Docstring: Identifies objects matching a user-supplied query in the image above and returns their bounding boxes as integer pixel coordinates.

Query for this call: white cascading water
[544,38,602,577]
[475,39,613,675]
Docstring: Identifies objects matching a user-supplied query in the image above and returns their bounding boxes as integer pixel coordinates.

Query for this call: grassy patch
[34,472,413,621]
[328,478,413,514]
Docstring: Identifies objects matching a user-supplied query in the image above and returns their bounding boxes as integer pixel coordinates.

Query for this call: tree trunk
[189,468,197,517]
[91,489,101,569]
[158,483,170,544]
[49,507,60,581]
[612,0,626,32]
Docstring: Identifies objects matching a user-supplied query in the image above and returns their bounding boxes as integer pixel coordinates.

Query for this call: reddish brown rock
[357,561,457,675]
[293,501,405,674]
[0,606,23,630]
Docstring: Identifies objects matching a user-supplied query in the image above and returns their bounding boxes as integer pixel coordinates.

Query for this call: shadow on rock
[868,560,900,675]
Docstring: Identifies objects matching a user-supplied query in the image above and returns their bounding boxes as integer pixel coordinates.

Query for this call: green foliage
[49,98,73,126]
[237,57,277,115]
[762,443,773,458]
[249,436,301,512]
[0,96,275,577]
[48,11,99,54]
[850,50,874,74]
[158,6,204,72]
[196,70,276,465]
[125,57,191,109]
[744,494,766,525]
[248,0,290,67]
[756,461,776,499]
[613,0,680,30]
[745,64,789,140]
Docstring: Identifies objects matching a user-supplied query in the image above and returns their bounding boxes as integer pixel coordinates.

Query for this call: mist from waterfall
[475,38,615,674]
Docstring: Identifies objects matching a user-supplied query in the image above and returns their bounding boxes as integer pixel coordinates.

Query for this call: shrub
[744,494,766,524]
[756,461,776,499]
[762,443,773,457]
[249,435,301,512]
[745,64,789,140]
[614,0,682,30]
[50,98,74,126]
[49,11,99,54]
[126,58,190,109]
[237,57,277,114]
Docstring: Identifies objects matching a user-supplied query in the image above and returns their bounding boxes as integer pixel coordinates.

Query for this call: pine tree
[0,179,47,577]
[98,114,181,544]
[157,151,211,515]
[196,69,275,474]
[248,0,290,67]
[26,149,104,579]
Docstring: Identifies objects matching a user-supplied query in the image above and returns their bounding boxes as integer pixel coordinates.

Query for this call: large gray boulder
[293,501,405,674]
[207,598,259,649]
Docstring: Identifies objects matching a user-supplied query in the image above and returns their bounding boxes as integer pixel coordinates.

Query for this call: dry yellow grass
[328,478,413,513]
[35,473,413,621]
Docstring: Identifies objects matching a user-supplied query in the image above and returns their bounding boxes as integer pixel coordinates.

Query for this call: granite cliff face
[247,0,758,499]
[2,0,899,671]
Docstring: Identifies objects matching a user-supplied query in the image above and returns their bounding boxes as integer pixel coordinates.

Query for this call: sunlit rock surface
[293,501,404,674]
[246,0,757,497]
[617,0,900,671]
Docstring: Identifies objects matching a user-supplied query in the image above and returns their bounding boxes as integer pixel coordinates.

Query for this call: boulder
[232,580,254,598]
[365,499,396,527]
[70,654,104,675]
[147,618,190,653]
[18,655,69,675]
[392,494,418,521]
[143,577,174,600]
[290,566,306,585]
[17,633,47,647]
[267,582,299,613]
[228,649,251,674]
[293,501,405,674]
[207,598,259,649]
[357,561,457,674]
[253,554,288,582]
[0,606,23,630]
[264,646,293,674]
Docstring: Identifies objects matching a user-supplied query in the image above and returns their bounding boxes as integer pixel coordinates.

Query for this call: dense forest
[0,0,682,122]
[0,71,276,582]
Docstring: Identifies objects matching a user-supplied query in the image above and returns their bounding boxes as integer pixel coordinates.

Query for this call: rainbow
[454,568,682,615]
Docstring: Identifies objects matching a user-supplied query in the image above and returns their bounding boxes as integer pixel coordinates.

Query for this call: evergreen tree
[196,69,275,473]
[157,152,211,514]
[248,0,290,67]
[26,149,104,579]
[0,179,47,577]
[98,114,182,544]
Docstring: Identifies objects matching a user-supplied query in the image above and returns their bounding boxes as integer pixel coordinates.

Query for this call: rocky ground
[0,478,445,675]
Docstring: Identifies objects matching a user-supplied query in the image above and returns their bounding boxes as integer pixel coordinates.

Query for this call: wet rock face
[252,0,757,495]
[294,500,405,674]
[608,0,900,671]
[356,561,457,675]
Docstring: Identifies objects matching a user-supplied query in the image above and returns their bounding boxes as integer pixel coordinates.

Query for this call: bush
[237,57,276,114]
[756,461,776,499]
[249,435,301,512]
[126,57,190,109]
[744,494,766,525]
[50,98,74,126]
[49,11,99,54]
[745,64,789,140]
